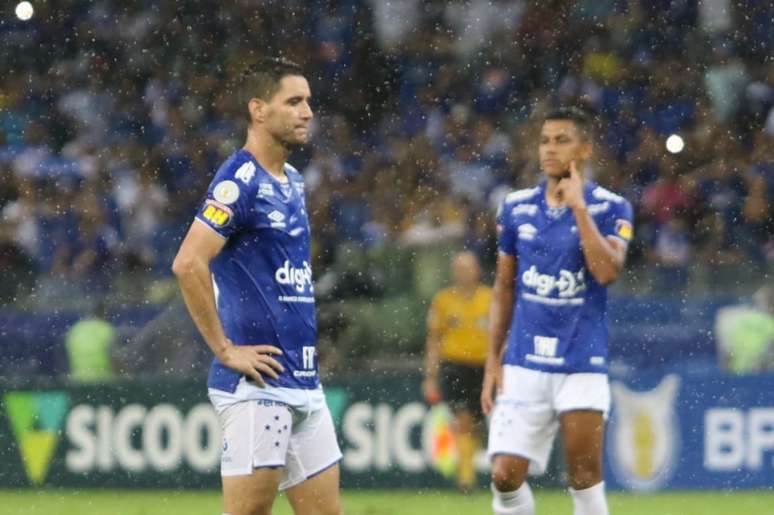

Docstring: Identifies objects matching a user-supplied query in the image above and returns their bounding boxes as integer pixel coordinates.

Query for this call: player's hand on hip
[480,368,499,416]
[219,342,284,387]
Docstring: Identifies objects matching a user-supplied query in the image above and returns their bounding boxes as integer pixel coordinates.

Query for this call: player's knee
[491,459,527,492]
[236,498,273,515]
[567,462,603,490]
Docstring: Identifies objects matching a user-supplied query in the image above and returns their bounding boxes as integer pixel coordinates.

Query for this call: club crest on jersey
[258,182,274,197]
[202,200,233,227]
[213,180,240,205]
[615,219,633,241]
[518,224,537,241]
[608,375,680,491]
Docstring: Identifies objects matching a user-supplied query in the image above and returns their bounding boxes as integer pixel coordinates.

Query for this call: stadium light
[15,2,34,21]
[666,134,685,154]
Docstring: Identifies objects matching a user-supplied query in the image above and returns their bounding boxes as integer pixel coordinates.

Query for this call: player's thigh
[280,406,342,492]
[285,462,342,515]
[488,367,558,478]
[223,467,283,515]
[554,373,609,487]
[440,362,484,419]
[218,400,294,514]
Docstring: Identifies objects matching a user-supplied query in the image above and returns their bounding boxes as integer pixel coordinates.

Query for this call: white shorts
[218,399,342,490]
[487,365,610,475]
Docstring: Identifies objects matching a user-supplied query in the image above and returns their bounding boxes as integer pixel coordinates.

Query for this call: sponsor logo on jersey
[213,180,240,205]
[522,265,586,298]
[517,223,537,241]
[234,161,256,185]
[609,375,680,491]
[275,260,313,293]
[202,200,233,227]
[615,219,633,241]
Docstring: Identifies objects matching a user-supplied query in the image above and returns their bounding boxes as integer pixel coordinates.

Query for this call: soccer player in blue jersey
[481,107,634,515]
[172,58,342,515]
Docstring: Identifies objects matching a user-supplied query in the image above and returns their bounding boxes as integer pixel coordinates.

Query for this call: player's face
[452,253,480,288]
[539,120,591,178]
[263,75,313,147]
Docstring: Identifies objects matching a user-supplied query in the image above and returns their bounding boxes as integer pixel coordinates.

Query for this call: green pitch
[0,489,772,515]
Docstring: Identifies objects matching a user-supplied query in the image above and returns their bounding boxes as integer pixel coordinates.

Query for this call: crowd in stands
[1,0,773,308]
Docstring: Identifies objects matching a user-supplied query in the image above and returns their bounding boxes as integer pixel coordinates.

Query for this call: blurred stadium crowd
[0,1,773,377]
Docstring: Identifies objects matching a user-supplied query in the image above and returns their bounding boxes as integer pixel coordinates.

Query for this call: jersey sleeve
[599,198,634,246]
[496,200,517,256]
[195,160,257,239]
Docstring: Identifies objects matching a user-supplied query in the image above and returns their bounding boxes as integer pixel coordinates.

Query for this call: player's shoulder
[588,184,629,205]
[283,162,304,182]
[587,183,633,216]
[502,185,541,207]
[213,150,260,191]
[432,287,456,305]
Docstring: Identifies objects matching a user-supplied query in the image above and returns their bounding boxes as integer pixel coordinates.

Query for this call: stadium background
[1,0,773,514]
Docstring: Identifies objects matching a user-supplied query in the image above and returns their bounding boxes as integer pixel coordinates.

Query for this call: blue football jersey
[497,180,634,374]
[194,149,319,393]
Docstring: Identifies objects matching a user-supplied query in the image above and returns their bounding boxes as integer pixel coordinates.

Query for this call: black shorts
[440,361,485,419]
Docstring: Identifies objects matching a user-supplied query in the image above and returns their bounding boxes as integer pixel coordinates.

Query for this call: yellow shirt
[428,285,492,366]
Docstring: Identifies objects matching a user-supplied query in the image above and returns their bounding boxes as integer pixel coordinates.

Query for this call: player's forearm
[173,257,230,359]
[487,286,513,373]
[572,206,623,285]
[425,336,441,380]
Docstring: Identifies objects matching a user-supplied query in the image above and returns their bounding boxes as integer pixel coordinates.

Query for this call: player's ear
[578,139,593,161]
[248,98,266,124]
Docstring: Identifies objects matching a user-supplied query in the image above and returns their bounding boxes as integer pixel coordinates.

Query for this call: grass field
[1,489,773,515]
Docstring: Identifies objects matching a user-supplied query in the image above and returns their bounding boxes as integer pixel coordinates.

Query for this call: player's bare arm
[422,311,443,404]
[557,162,627,285]
[172,220,284,386]
[481,252,516,415]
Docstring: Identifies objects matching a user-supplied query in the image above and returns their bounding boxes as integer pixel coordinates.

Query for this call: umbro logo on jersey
[268,211,285,223]
[518,224,537,241]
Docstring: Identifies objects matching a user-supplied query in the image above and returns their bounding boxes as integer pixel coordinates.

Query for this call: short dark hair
[238,57,304,120]
[543,106,593,141]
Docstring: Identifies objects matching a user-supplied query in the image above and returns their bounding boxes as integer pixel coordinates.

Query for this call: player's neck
[454,284,478,298]
[545,178,563,207]
[244,129,289,180]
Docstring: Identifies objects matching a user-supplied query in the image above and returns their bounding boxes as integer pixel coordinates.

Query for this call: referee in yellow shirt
[423,250,492,491]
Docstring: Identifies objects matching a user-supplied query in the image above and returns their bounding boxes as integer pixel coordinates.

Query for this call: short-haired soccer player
[481,107,634,515]
[173,58,342,515]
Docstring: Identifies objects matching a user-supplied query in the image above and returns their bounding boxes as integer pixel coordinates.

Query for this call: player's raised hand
[556,160,586,211]
[219,341,284,387]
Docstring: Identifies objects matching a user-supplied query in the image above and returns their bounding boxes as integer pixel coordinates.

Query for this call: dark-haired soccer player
[481,107,634,515]
[173,58,342,515]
